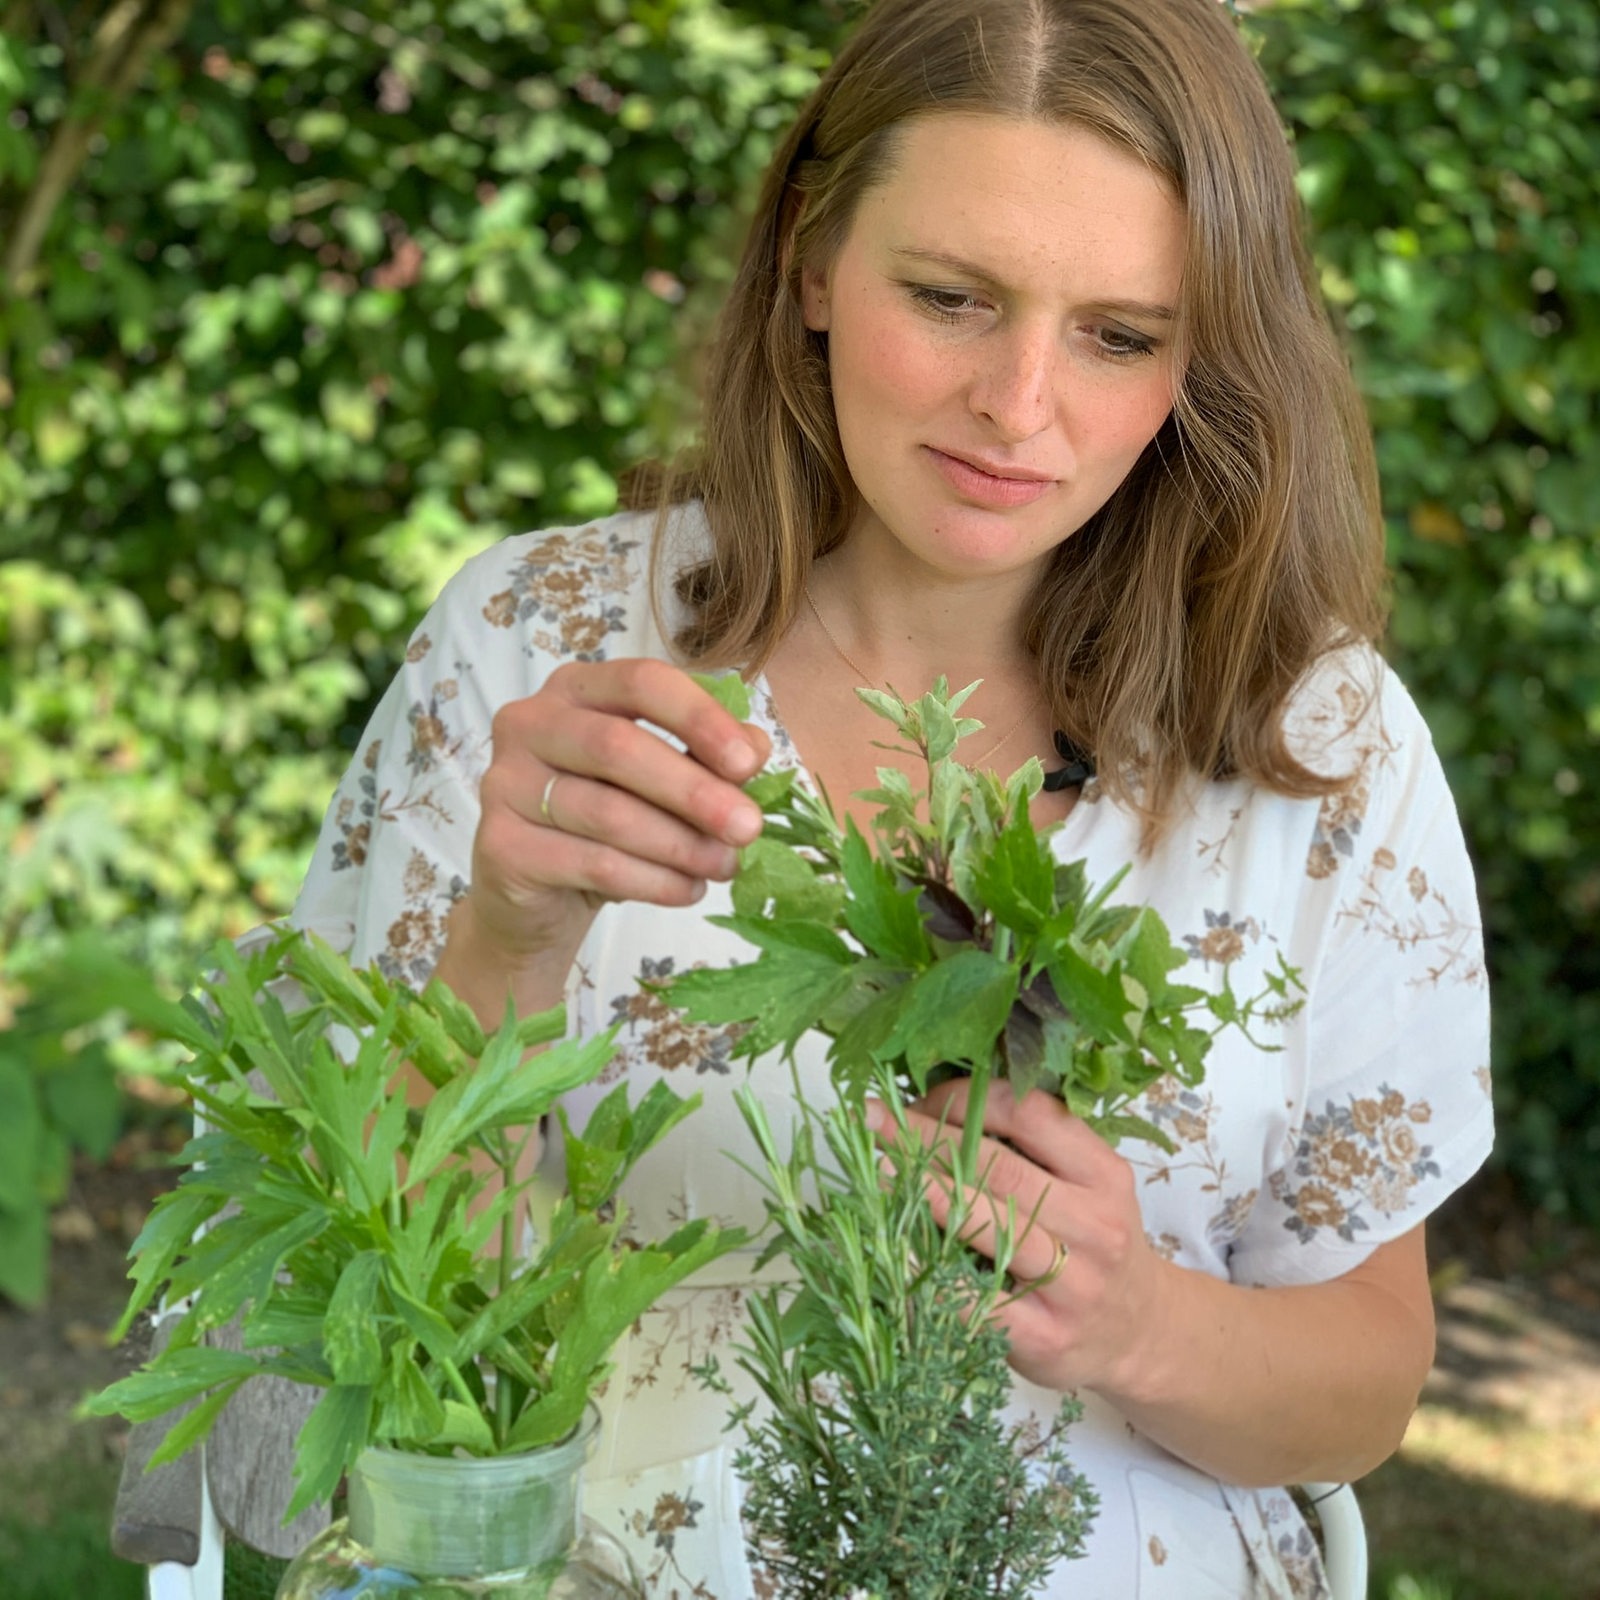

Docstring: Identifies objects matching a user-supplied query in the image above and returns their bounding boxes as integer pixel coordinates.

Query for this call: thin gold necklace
[803,588,1037,770]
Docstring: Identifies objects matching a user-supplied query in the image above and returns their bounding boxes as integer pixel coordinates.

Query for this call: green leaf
[323,1251,386,1385]
[855,688,915,737]
[19,934,214,1056]
[732,835,846,923]
[409,1012,617,1183]
[826,982,913,1097]
[704,915,854,964]
[298,1012,396,1209]
[166,1204,331,1332]
[419,977,489,1059]
[555,1108,627,1213]
[242,1295,330,1353]
[288,1384,374,1519]
[0,1055,44,1211]
[890,949,1019,1083]
[434,1400,497,1453]
[0,1202,48,1308]
[385,1271,461,1366]
[39,1052,124,1160]
[971,805,1057,939]
[665,946,856,1060]
[1087,1111,1175,1153]
[450,1252,583,1366]
[374,1342,446,1445]
[1048,945,1137,1047]
[87,1345,263,1423]
[915,687,961,763]
[511,1221,742,1450]
[110,1183,225,1338]
[840,823,932,969]
[689,669,751,721]
[621,1078,700,1166]
[145,1381,248,1470]
[358,1086,409,1212]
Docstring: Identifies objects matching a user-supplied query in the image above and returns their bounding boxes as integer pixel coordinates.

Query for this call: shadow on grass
[1362,1452,1600,1600]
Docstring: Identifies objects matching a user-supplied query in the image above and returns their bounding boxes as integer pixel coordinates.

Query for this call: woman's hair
[641,0,1386,835]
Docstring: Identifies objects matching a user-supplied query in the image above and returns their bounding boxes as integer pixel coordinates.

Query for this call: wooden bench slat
[110,1319,203,1567]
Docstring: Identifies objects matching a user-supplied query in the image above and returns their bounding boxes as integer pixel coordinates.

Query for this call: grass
[0,1467,288,1600]
[0,1446,142,1600]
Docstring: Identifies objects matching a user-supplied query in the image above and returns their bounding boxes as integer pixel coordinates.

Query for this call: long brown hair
[642,0,1386,834]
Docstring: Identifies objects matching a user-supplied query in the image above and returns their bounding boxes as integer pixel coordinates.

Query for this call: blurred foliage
[0,0,1595,1304]
[0,954,125,1304]
[0,0,847,1303]
[1246,0,1600,1222]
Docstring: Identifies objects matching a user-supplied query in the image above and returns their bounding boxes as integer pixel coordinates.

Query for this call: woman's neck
[806,536,1042,696]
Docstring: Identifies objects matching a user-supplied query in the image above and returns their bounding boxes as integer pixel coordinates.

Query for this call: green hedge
[0,0,1595,1303]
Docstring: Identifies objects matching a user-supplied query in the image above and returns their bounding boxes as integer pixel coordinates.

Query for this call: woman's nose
[969,325,1058,443]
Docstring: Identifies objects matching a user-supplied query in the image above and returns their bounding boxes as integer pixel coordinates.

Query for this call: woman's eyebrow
[888,245,1176,321]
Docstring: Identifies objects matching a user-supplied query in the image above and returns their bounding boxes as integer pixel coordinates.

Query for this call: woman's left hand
[877,1078,1175,1399]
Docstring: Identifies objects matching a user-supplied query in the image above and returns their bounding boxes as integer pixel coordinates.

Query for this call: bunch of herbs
[88,928,743,1519]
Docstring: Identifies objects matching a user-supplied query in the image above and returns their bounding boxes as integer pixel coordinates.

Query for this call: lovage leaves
[91,929,746,1517]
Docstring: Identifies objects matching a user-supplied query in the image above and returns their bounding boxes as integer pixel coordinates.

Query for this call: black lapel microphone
[1043,731,1095,792]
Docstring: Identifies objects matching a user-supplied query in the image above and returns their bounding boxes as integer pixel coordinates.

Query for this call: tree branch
[2,0,194,296]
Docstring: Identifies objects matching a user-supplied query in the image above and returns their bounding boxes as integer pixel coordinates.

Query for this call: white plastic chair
[1300,1480,1369,1600]
[144,1464,223,1600]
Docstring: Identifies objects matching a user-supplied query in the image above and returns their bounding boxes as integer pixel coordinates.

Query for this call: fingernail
[724,805,762,846]
[724,740,760,779]
[863,1097,887,1133]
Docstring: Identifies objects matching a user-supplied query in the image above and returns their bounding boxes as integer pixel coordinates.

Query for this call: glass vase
[275,1407,640,1599]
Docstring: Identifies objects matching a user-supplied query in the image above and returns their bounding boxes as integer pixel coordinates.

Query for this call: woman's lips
[924,446,1058,508]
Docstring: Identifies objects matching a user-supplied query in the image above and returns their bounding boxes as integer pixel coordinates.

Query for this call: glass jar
[275,1407,640,1599]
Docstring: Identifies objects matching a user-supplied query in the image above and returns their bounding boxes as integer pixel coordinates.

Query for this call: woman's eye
[1094,325,1157,360]
[907,285,985,321]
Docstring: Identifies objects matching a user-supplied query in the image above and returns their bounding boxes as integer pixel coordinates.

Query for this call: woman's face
[801,114,1185,586]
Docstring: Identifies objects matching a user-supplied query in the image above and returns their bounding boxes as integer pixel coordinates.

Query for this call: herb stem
[495,1152,518,1444]
[439,1356,480,1414]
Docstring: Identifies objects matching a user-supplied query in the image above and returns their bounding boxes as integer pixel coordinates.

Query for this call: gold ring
[539,772,562,827]
[1046,1239,1069,1278]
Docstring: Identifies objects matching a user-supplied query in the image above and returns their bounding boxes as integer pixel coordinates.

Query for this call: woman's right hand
[443,658,770,1009]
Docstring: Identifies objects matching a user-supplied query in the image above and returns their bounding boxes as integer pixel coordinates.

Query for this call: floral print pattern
[1271,1086,1439,1245]
[376,849,467,985]
[482,524,640,660]
[622,1486,718,1596]
[605,955,742,1083]
[1183,908,1262,967]
[1338,846,1488,989]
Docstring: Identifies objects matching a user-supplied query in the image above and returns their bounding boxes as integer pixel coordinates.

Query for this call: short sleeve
[286,570,501,980]
[284,514,655,982]
[1229,666,1494,1288]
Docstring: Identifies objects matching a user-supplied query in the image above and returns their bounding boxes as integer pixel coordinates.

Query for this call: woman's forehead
[851,115,1186,303]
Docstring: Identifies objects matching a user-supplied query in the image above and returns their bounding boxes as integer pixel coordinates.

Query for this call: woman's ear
[799,260,832,332]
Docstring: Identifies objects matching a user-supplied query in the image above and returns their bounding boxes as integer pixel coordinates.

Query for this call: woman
[289,0,1492,1593]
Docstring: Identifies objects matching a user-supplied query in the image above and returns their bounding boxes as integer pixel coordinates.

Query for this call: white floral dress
[288,509,1493,1599]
